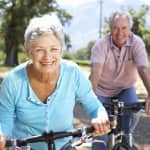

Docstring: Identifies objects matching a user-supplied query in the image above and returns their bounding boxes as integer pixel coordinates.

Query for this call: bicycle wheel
[112,143,131,150]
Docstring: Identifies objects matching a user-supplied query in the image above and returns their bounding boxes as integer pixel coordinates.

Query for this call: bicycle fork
[108,133,133,150]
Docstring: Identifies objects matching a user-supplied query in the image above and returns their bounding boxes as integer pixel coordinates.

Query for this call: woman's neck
[27,64,60,83]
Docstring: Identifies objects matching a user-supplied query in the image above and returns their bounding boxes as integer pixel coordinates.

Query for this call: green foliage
[0,37,4,52]
[62,51,75,60]
[18,52,29,64]
[0,51,5,64]
[102,17,110,35]
[74,48,88,60]
[0,0,72,65]
[142,28,150,52]
[128,5,150,52]
[74,40,96,60]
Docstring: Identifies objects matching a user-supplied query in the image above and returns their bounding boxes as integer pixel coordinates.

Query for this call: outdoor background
[0,0,150,149]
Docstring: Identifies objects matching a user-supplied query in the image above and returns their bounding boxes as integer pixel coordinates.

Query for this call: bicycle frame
[104,99,145,150]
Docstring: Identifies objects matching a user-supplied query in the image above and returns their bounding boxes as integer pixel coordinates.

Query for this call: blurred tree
[0,0,72,65]
[128,5,150,53]
[62,51,74,60]
[64,34,72,51]
[74,48,88,60]
[75,40,95,60]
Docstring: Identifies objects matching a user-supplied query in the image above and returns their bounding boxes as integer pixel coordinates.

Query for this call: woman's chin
[41,68,55,74]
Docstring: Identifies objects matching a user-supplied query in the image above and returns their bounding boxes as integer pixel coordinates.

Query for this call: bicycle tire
[112,143,131,150]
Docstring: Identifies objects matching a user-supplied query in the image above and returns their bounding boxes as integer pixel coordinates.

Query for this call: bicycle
[4,100,145,150]
[103,98,145,150]
[5,126,94,150]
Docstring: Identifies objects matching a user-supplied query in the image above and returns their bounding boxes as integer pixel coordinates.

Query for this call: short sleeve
[132,35,148,67]
[90,37,108,65]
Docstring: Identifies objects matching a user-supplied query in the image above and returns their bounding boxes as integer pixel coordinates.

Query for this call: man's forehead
[114,15,128,20]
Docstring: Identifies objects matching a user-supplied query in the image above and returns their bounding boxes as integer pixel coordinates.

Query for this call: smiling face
[111,15,130,48]
[28,33,62,74]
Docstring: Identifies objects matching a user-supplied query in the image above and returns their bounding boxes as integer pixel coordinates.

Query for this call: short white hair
[109,11,133,30]
[24,12,64,46]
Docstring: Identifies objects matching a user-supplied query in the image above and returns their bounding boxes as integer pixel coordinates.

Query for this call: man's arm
[138,66,150,115]
[89,63,103,92]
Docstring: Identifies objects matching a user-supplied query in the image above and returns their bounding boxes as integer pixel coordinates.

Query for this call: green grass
[74,60,90,66]
[0,65,13,71]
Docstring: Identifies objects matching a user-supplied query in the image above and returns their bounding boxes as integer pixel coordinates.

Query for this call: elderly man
[89,10,150,150]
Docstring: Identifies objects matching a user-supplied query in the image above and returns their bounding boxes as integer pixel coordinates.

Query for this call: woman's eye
[50,48,60,53]
[36,49,44,52]
[51,48,57,51]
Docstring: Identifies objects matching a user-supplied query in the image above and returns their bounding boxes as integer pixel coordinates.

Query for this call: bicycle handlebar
[103,101,145,113]
[125,101,145,112]
[103,101,145,130]
[6,126,94,147]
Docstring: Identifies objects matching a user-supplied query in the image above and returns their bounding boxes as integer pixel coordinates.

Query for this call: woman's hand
[0,134,6,150]
[91,109,110,136]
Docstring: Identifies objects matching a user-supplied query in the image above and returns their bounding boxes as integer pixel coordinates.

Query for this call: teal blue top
[0,59,104,150]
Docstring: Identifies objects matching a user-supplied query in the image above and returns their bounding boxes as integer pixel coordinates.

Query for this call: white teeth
[42,62,53,65]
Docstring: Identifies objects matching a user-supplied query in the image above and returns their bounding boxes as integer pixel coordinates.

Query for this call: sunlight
[140,0,150,5]
[115,0,125,3]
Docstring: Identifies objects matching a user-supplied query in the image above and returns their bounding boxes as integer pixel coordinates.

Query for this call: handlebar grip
[6,139,27,147]
[71,126,94,137]
[5,140,12,147]
[85,126,95,134]
[125,101,145,112]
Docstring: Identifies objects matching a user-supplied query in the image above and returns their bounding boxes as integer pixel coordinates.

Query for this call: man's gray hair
[109,11,133,30]
[24,12,64,46]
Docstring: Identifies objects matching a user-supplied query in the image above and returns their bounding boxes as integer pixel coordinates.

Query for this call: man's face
[111,16,130,48]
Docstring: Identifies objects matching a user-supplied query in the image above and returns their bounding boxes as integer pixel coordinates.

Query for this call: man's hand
[138,66,150,116]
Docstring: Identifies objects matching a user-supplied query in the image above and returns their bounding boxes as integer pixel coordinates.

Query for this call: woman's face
[111,16,130,48]
[29,33,62,74]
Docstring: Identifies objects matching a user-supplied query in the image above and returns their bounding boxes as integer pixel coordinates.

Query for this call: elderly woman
[0,13,110,150]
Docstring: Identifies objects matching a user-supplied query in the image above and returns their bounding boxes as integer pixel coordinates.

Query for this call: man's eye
[122,27,127,30]
[112,27,117,31]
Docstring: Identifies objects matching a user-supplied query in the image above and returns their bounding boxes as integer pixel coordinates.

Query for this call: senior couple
[0,10,150,150]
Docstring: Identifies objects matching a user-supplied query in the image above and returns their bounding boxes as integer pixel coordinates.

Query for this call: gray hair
[24,13,64,47]
[109,11,133,30]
